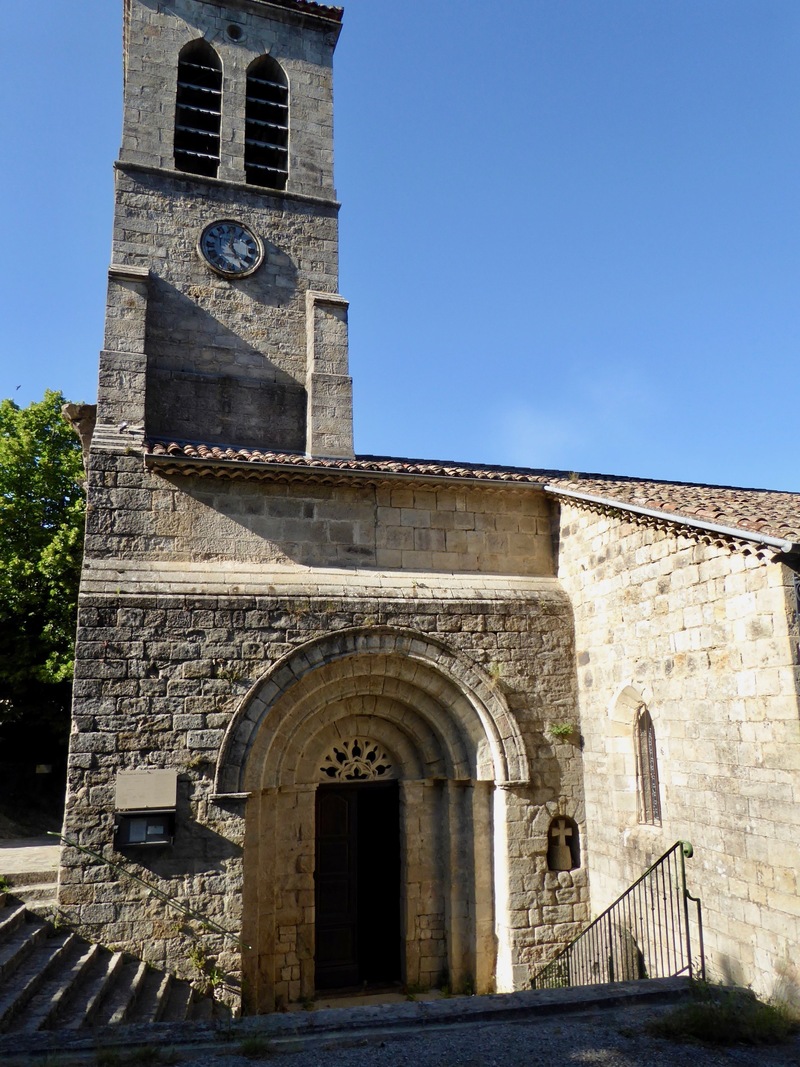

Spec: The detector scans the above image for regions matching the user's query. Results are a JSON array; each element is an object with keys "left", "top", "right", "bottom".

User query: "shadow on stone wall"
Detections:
[{"left": 145, "top": 271, "right": 305, "bottom": 451}]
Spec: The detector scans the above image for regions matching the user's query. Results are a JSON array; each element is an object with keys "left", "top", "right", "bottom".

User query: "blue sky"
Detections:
[{"left": 1, "top": 0, "right": 798, "bottom": 490}]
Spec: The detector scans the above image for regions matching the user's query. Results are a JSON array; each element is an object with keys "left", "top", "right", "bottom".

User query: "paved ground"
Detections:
[
  {"left": 0, "top": 836, "right": 60, "bottom": 875},
  {"left": 5, "top": 999, "right": 800, "bottom": 1066},
  {"left": 2, "top": 982, "right": 799, "bottom": 1067},
  {"left": 189, "top": 1004, "right": 800, "bottom": 1067}
]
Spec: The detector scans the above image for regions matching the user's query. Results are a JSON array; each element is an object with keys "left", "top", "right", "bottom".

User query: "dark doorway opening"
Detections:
[{"left": 314, "top": 781, "right": 401, "bottom": 991}]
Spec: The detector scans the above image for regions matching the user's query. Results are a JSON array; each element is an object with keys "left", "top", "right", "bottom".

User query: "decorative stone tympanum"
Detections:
[{"left": 319, "top": 739, "right": 393, "bottom": 781}]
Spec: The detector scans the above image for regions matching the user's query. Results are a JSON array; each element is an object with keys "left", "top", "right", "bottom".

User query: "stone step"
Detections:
[
  {"left": 11, "top": 901, "right": 60, "bottom": 929},
  {"left": 93, "top": 958, "right": 149, "bottom": 1027},
  {"left": 160, "top": 977, "right": 196, "bottom": 1023},
  {"left": 2, "top": 893, "right": 59, "bottom": 928},
  {"left": 4, "top": 871, "right": 58, "bottom": 890},
  {"left": 131, "top": 968, "right": 173, "bottom": 1023},
  {"left": 0, "top": 931, "right": 76, "bottom": 1031},
  {"left": 0, "top": 903, "right": 30, "bottom": 944},
  {"left": 0, "top": 902, "right": 223, "bottom": 1033},
  {"left": 63, "top": 949, "right": 125, "bottom": 1030},
  {"left": 5, "top": 940, "right": 94, "bottom": 1033},
  {"left": 9, "top": 881, "right": 57, "bottom": 900},
  {"left": 0, "top": 914, "right": 49, "bottom": 984},
  {"left": 191, "top": 993, "right": 215, "bottom": 1021}
]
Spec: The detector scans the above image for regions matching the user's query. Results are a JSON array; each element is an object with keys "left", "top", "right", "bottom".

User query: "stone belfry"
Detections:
[{"left": 101, "top": 0, "right": 352, "bottom": 457}]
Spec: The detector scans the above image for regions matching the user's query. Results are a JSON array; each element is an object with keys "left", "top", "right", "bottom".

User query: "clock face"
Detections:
[{"left": 198, "top": 220, "right": 263, "bottom": 277}]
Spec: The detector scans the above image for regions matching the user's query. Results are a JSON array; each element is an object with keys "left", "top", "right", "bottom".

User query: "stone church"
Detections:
[{"left": 60, "top": 0, "right": 800, "bottom": 1014}]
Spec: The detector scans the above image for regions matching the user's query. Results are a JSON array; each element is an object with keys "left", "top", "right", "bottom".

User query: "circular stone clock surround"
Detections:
[{"left": 198, "top": 219, "right": 264, "bottom": 278}]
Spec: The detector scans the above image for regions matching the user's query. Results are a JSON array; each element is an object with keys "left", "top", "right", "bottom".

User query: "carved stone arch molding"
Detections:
[
  {"left": 608, "top": 681, "right": 654, "bottom": 733},
  {"left": 214, "top": 626, "right": 530, "bottom": 795},
  {"left": 225, "top": 627, "right": 529, "bottom": 1013}
]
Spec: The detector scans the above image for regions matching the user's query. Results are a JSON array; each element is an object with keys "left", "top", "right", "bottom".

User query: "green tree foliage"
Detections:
[{"left": 0, "top": 391, "right": 85, "bottom": 736}]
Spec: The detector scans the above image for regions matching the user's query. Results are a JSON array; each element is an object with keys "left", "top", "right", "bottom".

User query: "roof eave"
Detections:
[
  {"left": 144, "top": 450, "right": 548, "bottom": 492},
  {"left": 546, "top": 484, "right": 800, "bottom": 556}
]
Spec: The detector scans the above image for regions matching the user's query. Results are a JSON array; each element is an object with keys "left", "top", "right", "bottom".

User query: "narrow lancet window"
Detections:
[
  {"left": 636, "top": 705, "right": 662, "bottom": 825},
  {"left": 245, "top": 55, "right": 289, "bottom": 189},
  {"left": 174, "top": 40, "right": 222, "bottom": 177}
]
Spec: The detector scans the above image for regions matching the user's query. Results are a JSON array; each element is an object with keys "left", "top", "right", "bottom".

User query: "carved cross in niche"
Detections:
[
  {"left": 552, "top": 819, "right": 572, "bottom": 849},
  {"left": 548, "top": 817, "right": 576, "bottom": 871}
]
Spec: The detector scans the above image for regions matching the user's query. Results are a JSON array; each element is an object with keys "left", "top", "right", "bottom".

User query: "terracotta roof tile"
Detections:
[
  {"left": 144, "top": 439, "right": 800, "bottom": 548},
  {"left": 145, "top": 439, "right": 559, "bottom": 484},
  {"left": 547, "top": 473, "right": 800, "bottom": 544}
]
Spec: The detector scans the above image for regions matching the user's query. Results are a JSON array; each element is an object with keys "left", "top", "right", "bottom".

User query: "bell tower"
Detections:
[{"left": 98, "top": 0, "right": 352, "bottom": 458}]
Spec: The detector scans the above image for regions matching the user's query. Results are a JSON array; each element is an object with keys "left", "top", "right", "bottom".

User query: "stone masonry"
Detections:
[
  {"left": 555, "top": 500, "right": 800, "bottom": 1000},
  {"left": 60, "top": 0, "right": 800, "bottom": 1018},
  {"left": 64, "top": 446, "right": 589, "bottom": 1008}
]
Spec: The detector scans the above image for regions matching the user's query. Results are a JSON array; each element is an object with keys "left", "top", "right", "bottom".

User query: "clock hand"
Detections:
[{"left": 221, "top": 240, "right": 242, "bottom": 266}]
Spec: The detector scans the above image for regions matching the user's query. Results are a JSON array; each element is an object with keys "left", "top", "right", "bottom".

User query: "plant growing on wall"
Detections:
[{"left": 548, "top": 722, "right": 576, "bottom": 741}]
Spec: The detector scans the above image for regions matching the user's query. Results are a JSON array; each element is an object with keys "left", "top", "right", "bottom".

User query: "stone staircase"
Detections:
[
  {"left": 2, "top": 869, "right": 59, "bottom": 917},
  {"left": 0, "top": 899, "right": 224, "bottom": 1033}
]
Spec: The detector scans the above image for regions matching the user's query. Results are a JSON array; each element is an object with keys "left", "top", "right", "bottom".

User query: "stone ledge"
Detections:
[{"left": 79, "top": 561, "right": 566, "bottom": 599}]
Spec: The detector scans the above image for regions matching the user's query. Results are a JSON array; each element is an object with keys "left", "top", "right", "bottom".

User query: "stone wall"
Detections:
[
  {"left": 83, "top": 453, "right": 556, "bottom": 576},
  {"left": 62, "top": 463, "right": 590, "bottom": 1005},
  {"left": 108, "top": 167, "right": 340, "bottom": 451},
  {"left": 122, "top": 0, "right": 338, "bottom": 197},
  {"left": 106, "top": 0, "right": 351, "bottom": 455},
  {"left": 555, "top": 500, "right": 800, "bottom": 999}
]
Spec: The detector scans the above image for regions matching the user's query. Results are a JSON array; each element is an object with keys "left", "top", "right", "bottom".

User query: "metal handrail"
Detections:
[
  {"left": 47, "top": 831, "right": 247, "bottom": 948},
  {"left": 532, "top": 840, "right": 705, "bottom": 989}
]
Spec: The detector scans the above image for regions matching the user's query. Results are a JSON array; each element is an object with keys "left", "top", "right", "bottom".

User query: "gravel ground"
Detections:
[
  {"left": 69, "top": 1002, "right": 800, "bottom": 1067},
  {"left": 7, "top": 995, "right": 800, "bottom": 1066}
]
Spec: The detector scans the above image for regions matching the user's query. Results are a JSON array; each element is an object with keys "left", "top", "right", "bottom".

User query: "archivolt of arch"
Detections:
[{"left": 213, "top": 627, "right": 530, "bottom": 794}]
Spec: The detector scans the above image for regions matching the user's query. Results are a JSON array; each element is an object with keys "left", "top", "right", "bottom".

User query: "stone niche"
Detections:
[{"left": 547, "top": 816, "right": 580, "bottom": 872}]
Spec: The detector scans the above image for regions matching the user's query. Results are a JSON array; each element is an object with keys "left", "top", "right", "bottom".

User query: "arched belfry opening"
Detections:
[
  {"left": 245, "top": 54, "right": 289, "bottom": 189},
  {"left": 215, "top": 628, "right": 528, "bottom": 1013},
  {"left": 174, "top": 39, "right": 222, "bottom": 177}
]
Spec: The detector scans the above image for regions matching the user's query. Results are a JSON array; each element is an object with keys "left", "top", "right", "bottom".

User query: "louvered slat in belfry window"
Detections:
[
  {"left": 248, "top": 75, "right": 286, "bottom": 89},
  {"left": 177, "top": 81, "right": 222, "bottom": 95},
  {"left": 174, "top": 40, "right": 222, "bottom": 178},
  {"left": 245, "top": 55, "right": 289, "bottom": 190}
]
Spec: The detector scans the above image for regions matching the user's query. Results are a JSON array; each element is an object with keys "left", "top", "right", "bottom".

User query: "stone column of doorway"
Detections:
[
  {"left": 243, "top": 785, "right": 316, "bottom": 1011},
  {"left": 400, "top": 778, "right": 423, "bottom": 989},
  {"left": 401, "top": 779, "right": 452, "bottom": 989},
  {"left": 443, "top": 779, "right": 475, "bottom": 993},
  {"left": 472, "top": 780, "right": 497, "bottom": 993},
  {"left": 241, "top": 788, "right": 276, "bottom": 1014}
]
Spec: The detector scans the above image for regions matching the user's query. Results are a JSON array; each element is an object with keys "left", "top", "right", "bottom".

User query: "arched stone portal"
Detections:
[{"left": 214, "top": 628, "right": 528, "bottom": 1012}]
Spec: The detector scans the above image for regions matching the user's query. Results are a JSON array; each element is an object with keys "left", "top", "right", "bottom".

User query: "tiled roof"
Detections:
[
  {"left": 545, "top": 474, "right": 800, "bottom": 546},
  {"left": 145, "top": 439, "right": 560, "bottom": 484},
  {"left": 144, "top": 439, "right": 800, "bottom": 549},
  {"left": 255, "top": 0, "right": 343, "bottom": 21}
]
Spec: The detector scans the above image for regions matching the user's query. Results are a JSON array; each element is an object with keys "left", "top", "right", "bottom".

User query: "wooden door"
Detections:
[{"left": 315, "top": 782, "right": 400, "bottom": 990}]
